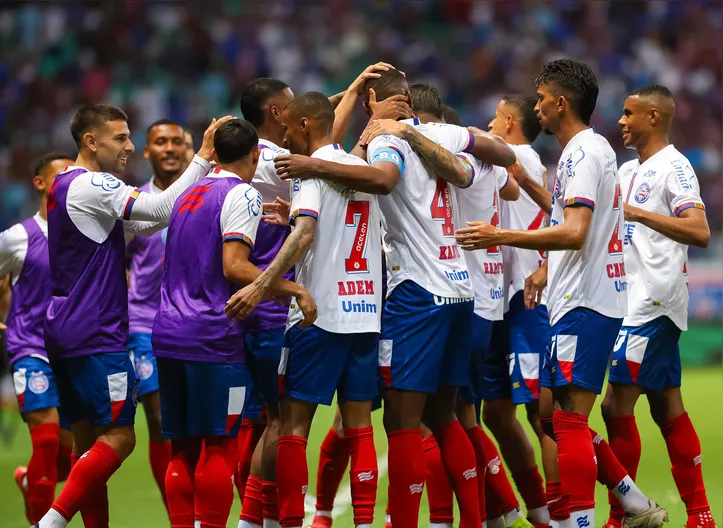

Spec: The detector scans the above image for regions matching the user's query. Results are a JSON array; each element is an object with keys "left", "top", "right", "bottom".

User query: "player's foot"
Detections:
[
  {"left": 621, "top": 500, "right": 669, "bottom": 528},
  {"left": 685, "top": 511, "right": 717, "bottom": 528},
  {"left": 13, "top": 465, "right": 31, "bottom": 523},
  {"left": 306, "top": 514, "right": 333, "bottom": 528},
  {"left": 507, "top": 517, "right": 535, "bottom": 528}
]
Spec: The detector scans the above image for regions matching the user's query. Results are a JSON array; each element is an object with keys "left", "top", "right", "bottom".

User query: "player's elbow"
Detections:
[
  {"left": 692, "top": 228, "right": 710, "bottom": 248},
  {"left": 498, "top": 143, "right": 517, "bottom": 168},
  {"left": 500, "top": 184, "right": 520, "bottom": 202},
  {"left": 567, "top": 231, "right": 586, "bottom": 250},
  {"left": 374, "top": 178, "right": 395, "bottom": 195}
]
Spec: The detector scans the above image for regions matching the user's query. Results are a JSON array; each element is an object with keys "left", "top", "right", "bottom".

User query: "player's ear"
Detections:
[
  {"left": 649, "top": 107, "right": 660, "bottom": 126},
  {"left": 210, "top": 147, "right": 218, "bottom": 163},
  {"left": 143, "top": 145, "right": 150, "bottom": 161},
  {"left": 300, "top": 117, "right": 308, "bottom": 132},
  {"left": 252, "top": 146, "right": 260, "bottom": 165},
  {"left": 83, "top": 132, "right": 97, "bottom": 152},
  {"left": 506, "top": 114, "right": 513, "bottom": 132},
  {"left": 32, "top": 174, "right": 44, "bottom": 192},
  {"left": 270, "top": 105, "right": 281, "bottom": 123}
]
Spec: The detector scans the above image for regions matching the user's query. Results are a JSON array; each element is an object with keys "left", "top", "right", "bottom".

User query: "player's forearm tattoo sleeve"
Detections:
[
  {"left": 255, "top": 217, "right": 315, "bottom": 291},
  {"left": 404, "top": 127, "right": 472, "bottom": 187}
]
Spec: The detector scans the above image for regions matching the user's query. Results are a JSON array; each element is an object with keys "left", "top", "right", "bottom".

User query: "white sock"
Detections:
[
  {"left": 488, "top": 516, "right": 506, "bottom": 528},
  {"left": 195, "top": 521, "right": 201, "bottom": 528},
  {"left": 38, "top": 508, "right": 68, "bottom": 528},
  {"left": 263, "top": 521, "right": 282, "bottom": 528},
  {"left": 570, "top": 508, "right": 594, "bottom": 528},
  {"left": 239, "top": 521, "right": 262, "bottom": 528},
  {"left": 504, "top": 507, "right": 523, "bottom": 525},
  {"left": 528, "top": 505, "right": 550, "bottom": 525},
  {"left": 316, "top": 510, "right": 332, "bottom": 518},
  {"left": 483, "top": 522, "right": 488, "bottom": 528},
  {"left": 356, "top": 525, "right": 372, "bottom": 528},
  {"left": 385, "top": 514, "right": 392, "bottom": 523},
  {"left": 612, "top": 475, "right": 651, "bottom": 515},
  {"left": 430, "top": 524, "right": 453, "bottom": 528}
]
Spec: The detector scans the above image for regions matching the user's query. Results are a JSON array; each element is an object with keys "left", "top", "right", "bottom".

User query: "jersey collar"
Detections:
[
  {"left": 208, "top": 166, "right": 243, "bottom": 180},
  {"left": 310, "top": 143, "right": 344, "bottom": 158}
]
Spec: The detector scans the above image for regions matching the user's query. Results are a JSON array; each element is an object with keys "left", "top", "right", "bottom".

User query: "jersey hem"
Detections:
[{"left": 548, "top": 300, "right": 625, "bottom": 327}]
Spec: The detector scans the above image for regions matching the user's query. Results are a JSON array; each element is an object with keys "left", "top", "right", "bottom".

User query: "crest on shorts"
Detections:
[
  {"left": 136, "top": 357, "right": 154, "bottom": 381},
  {"left": 634, "top": 182, "right": 651, "bottom": 203},
  {"left": 28, "top": 371, "right": 50, "bottom": 395}
]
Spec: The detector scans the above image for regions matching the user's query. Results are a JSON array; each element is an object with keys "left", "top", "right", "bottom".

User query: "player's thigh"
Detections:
[
  {"left": 12, "top": 356, "right": 61, "bottom": 423},
  {"left": 338, "top": 331, "right": 379, "bottom": 406},
  {"left": 439, "top": 298, "right": 476, "bottom": 389},
  {"left": 157, "top": 357, "right": 189, "bottom": 440},
  {"left": 458, "top": 314, "right": 495, "bottom": 408},
  {"left": 128, "top": 332, "right": 159, "bottom": 400},
  {"left": 279, "top": 324, "right": 349, "bottom": 407},
  {"left": 245, "top": 328, "right": 285, "bottom": 404},
  {"left": 378, "top": 280, "right": 452, "bottom": 393},
  {"left": 187, "top": 361, "right": 251, "bottom": 438},
  {"left": 549, "top": 308, "right": 623, "bottom": 395}
]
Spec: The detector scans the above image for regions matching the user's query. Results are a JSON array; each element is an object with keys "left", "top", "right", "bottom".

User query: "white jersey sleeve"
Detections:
[
  {"left": 0, "top": 223, "right": 28, "bottom": 282},
  {"left": 561, "top": 148, "right": 600, "bottom": 210},
  {"left": 665, "top": 160, "right": 705, "bottom": 216},
  {"left": 254, "top": 140, "right": 291, "bottom": 203},
  {"left": 412, "top": 121, "right": 475, "bottom": 154},
  {"left": 220, "top": 183, "right": 263, "bottom": 248},
  {"left": 495, "top": 166, "right": 510, "bottom": 190}
]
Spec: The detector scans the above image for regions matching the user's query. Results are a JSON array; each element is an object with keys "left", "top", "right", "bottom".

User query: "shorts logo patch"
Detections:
[
  {"left": 28, "top": 372, "right": 50, "bottom": 395},
  {"left": 634, "top": 182, "right": 651, "bottom": 203},
  {"left": 136, "top": 357, "right": 154, "bottom": 381}
]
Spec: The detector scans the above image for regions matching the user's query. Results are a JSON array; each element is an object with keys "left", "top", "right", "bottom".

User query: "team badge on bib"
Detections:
[
  {"left": 28, "top": 372, "right": 50, "bottom": 395},
  {"left": 634, "top": 182, "right": 651, "bottom": 203}
]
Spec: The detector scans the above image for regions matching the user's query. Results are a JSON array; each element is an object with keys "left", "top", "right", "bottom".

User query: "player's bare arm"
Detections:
[
  {"left": 275, "top": 153, "right": 398, "bottom": 195},
  {"left": 360, "top": 119, "right": 473, "bottom": 187},
  {"left": 465, "top": 125, "right": 516, "bottom": 168},
  {"left": 225, "top": 215, "right": 317, "bottom": 326},
  {"left": 499, "top": 171, "right": 520, "bottom": 201},
  {"left": 507, "top": 159, "right": 552, "bottom": 213},
  {"left": 456, "top": 204, "right": 592, "bottom": 251},
  {"left": 624, "top": 204, "right": 709, "bottom": 248},
  {"left": 523, "top": 260, "right": 548, "bottom": 310}
]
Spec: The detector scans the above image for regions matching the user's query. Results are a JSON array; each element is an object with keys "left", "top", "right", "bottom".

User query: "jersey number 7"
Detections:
[{"left": 345, "top": 201, "right": 370, "bottom": 274}]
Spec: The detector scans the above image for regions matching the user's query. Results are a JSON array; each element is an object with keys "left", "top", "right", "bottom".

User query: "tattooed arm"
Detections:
[{"left": 402, "top": 124, "right": 473, "bottom": 187}]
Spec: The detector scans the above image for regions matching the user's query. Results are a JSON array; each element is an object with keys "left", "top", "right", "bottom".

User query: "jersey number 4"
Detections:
[
  {"left": 345, "top": 201, "right": 370, "bottom": 274},
  {"left": 430, "top": 178, "right": 455, "bottom": 237},
  {"left": 608, "top": 183, "right": 623, "bottom": 255}
]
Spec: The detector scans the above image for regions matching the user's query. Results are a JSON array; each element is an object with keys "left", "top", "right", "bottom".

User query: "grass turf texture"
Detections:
[{"left": 0, "top": 368, "right": 720, "bottom": 527}]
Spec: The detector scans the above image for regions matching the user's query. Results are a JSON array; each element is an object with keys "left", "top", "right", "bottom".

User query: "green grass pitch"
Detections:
[{"left": 1, "top": 369, "right": 720, "bottom": 527}]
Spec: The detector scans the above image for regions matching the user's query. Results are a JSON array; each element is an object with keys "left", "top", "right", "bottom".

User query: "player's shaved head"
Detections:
[
  {"left": 285, "top": 92, "right": 335, "bottom": 134},
  {"left": 409, "top": 83, "right": 443, "bottom": 120},
  {"left": 629, "top": 84, "right": 676, "bottom": 127},
  {"left": 619, "top": 84, "right": 676, "bottom": 154},
  {"left": 364, "top": 68, "right": 408, "bottom": 103},
  {"left": 441, "top": 105, "right": 463, "bottom": 126},
  {"left": 502, "top": 94, "right": 542, "bottom": 143}
]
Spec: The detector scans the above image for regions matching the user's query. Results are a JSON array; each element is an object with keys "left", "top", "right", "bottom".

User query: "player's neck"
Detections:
[
  {"left": 152, "top": 172, "right": 180, "bottom": 191},
  {"left": 74, "top": 152, "right": 102, "bottom": 173},
  {"left": 555, "top": 121, "right": 590, "bottom": 149},
  {"left": 637, "top": 135, "right": 669, "bottom": 164},
  {"left": 256, "top": 124, "right": 283, "bottom": 147},
  {"left": 216, "top": 163, "right": 254, "bottom": 184},
  {"left": 38, "top": 195, "right": 48, "bottom": 221},
  {"left": 505, "top": 128, "right": 529, "bottom": 146},
  {"left": 307, "top": 135, "right": 333, "bottom": 156}
]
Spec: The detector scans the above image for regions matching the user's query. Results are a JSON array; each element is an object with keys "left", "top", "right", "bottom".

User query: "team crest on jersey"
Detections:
[
  {"left": 634, "top": 182, "right": 651, "bottom": 203},
  {"left": 28, "top": 371, "right": 50, "bottom": 395},
  {"left": 136, "top": 357, "right": 154, "bottom": 381}
]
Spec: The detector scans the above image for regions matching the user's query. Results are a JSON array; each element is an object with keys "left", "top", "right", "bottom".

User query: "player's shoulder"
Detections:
[
  {"left": 259, "top": 139, "right": 288, "bottom": 157},
  {"left": 661, "top": 145, "right": 694, "bottom": 172},
  {"left": 0, "top": 221, "right": 28, "bottom": 245},
  {"left": 225, "top": 180, "right": 262, "bottom": 215},
  {"left": 512, "top": 144, "right": 542, "bottom": 166},
  {"left": 71, "top": 169, "right": 127, "bottom": 193}
]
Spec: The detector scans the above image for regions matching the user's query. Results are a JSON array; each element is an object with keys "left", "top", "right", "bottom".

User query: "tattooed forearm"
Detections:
[
  {"left": 255, "top": 216, "right": 315, "bottom": 292},
  {"left": 404, "top": 126, "right": 472, "bottom": 187}
]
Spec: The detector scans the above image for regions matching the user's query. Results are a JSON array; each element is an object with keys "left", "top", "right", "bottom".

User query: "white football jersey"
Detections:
[
  {"left": 619, "top": 145, "right": 704, "bottom": 331},
  {"left": 367, "top": 118, "right": 476, "bottom": 299},
  {"left": 211, "top": 168, "right": 263, "bottom": 247},
  {"left": 0, "top": 214, "right": 47, "bottom": 285},
  {"left": 287, "top": 144, "right": 382, "bottom": 334},
  {"left": 500, "top": 144, "right": 548, "bottom": 310},
  {"left": 453, "top": 153, "right": 508, "bottom": 321},
  {"left": 254, "top": 139, "right": 291, "bottom": 204},
  {"left": 547, "top": 128, "right": 627, "bottom": 326}
]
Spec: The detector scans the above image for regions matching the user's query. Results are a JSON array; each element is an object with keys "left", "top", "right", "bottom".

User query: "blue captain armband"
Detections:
[{"left": 371, "top": 147, "right": 406, "bottom": 177}]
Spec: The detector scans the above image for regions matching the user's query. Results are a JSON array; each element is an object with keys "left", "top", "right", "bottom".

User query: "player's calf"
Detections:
[
  {"left": 196, "top": 435, "right": 239, "bottom": 528},
  {"left": 311, "top": 409, "right": 350, "bottom": 525},
  {"left": 340, "top": 400, "right": 377, "bottom": 528}
]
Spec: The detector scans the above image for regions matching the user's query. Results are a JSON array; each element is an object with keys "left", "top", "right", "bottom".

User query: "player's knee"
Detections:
[
  {"left": 100, "top": 426, "right": 137, "bottom": 461},
  {"left": 600, "top": 395, "right": 614, "bottom": 422},
  {"left": 525, "top": 404, "right": 543, "bottom": 437},
  {"left": 481, "top": 402, "right": 504, "bottom": 432}
]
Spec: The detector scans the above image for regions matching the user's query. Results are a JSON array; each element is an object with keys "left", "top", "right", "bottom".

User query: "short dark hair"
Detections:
[
  {"left": 70, "top": 104, "right": 129, "bottom": 147},
  {"left": 629, "top": 84, "right": 673, "bottom": 99},
  {"left": 535, "top": 59, "right": 599, "bottom": 125},
  {"left": 240, "top": 78, "right": 290, "bottom": 128},
  {"left": 214, "top": 120, "right": 259, "bottom": 164},
  {"left": 503, "top": 94, "right": 542, "bottom": 143},
  {"left": 441, "top": 105, "right": 463, "bottom": 126},
  {"left": 146, "top": 118, "right": 182, "bottom": 140},
  {"left": 286, "top": 92, "right": 335, "bottom": 133},
  {"left": 33, "top": 152, "right": 74, "bottom": 177},
  {"left": 364, "top": 68, "right": 408, "bottom": 102},
  {"left": 409, "top": 83, "right": 443, "bottom": 119}
]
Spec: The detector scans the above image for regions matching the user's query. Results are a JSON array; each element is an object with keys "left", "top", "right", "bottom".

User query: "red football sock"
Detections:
[
  {"left": 277, "top": 435, "right": 308, "bottom": 527},
  {"left": 262, "top": 480, "right": 279, "bottom": 522},
  {"left": 27, "top": 423, "right": 60, "bottom": 523},
  {"left": 511, "top": 465, "right": 547, "bottom": 511},
  {"left": 196, "top": 437, "right": 238, "bottom": 528},
  {"left": 166, "top": 440, "right": 201, "bottom": 528},
  {"left": 478, "top": 426, "right": 519, "bottom": 514},
  {"left": 463, "top": 426, "right": 488, "bottom": 521},
  {"left": 590, "top": 428, "right": 628, "bottom": 489},
  {"left": 236, "top": 421, "right": 265, "bottom": 502},
  {"left": 553, "top": 410, "right": 596, "bottom": 513},
  {"left": 423, "top": 434, "right": 455, "bottom": 524},
  {"left": 345, "top": 427, "right": 378, "bottom": 525},
  {"left": 52, "top": 441, "right": 121, "bottom": 523},
  {"left": 240, "top": 475, "right": 264, "bottom": 524},
  {"left": 387, "top": 429, "right": 425, "bottom": 528},
  {"left": 661, "top": 413, "right": 710, "bottom": 516},
  {"left": 436, "top": 421, "right": 481, "bottom": 527},
  {"left": 149, "top": 440, "right": 172, "bottom": 512},
  {"left": 546, "top": 480, "right": 570, "bottom": 521},
  {"left": 315, "top": 428, "right": 350, "bottom": 513},
  {"left": 80, "top": 485, "right": 109, "bottom": 528},
  {"left": 56, "top": 444, "right": 72, "bottom": 483},
  {"left": 605, "top": 415, "right": 641, "bottom": 526}
]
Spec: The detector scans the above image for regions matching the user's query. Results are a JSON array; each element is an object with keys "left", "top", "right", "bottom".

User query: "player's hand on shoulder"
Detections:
[
  {"left": 263, "top": 197, "right": 291, "bottom": 226},
  {"left": 622, "top": 202, "right": 643, "bottom": 222},
  {"left": 507, "top": 159, "right": 530, "bottom": 183},
  {"left": 524, "top": 262, "right": 548, "bottom": 310},
  {"left": 275, "top": 154, "right": 318, "bottom": 181},
  {"left": 225, "top": 282, "right": 264, "bottom": 321},
  {"left": 296, "top": 288, "right": 318, "bottom": 329},
  {"left": 367, "top": 88, "right": 412, "bottom": 122},
  {"left": 198, "top": 116, "right": 238, "bottom": 162},
  {"left": 360, "top": 118, "right": 409, "bottom": 146},
  {"left": 455, "top": 221, "right": 501, "bottom": 251},
  {"left": 349, "top": 62, "right": 395, "bottom": 96}
]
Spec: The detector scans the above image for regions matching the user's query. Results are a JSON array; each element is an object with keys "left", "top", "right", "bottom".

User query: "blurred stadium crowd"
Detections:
[{"left": 0, "top": 1, "right": 720, "bottom": 248}]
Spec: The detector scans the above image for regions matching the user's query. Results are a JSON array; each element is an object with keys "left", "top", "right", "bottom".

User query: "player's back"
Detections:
[
  {"left": 153, "top": 170, "right": 260, "bottom": 362},
  {"left": 367, "top": 119, "right": 475, "bottom": 300},
  {"left": 45, "top": 167, "right": 129, "bottom": 357},
  {"left": 288, "top": 144, "right": 382, "bottom": 334},
  {"left": 547, "top": 128, "right": 626, "bottom": 325}
]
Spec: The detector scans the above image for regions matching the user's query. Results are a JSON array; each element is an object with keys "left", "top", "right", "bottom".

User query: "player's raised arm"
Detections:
[{"left": 507, "top": 159, "right": 552, "bottom": 213}]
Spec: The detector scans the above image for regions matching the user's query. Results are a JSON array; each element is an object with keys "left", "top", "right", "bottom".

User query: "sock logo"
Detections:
[
  {"left": 357, "top": 471, "right": 376, "bottom": 482},
  {"left": 693, "top": 454, "right": 702, "bottom": 466},
  {"left": 409, "top": 482, "right": 424, "bottom": 495},
  {"left": 576, "top": 515, "right": 590, "bottom": 528},
  {"left": 617, "top": 481, "right": 631, "bottom": 496},
  {"left": 463, "top": 468, "right": 477, "bottom": 480},
  {"left": 487, "top": 456, "right": 501, "bottom": 475},
  {"left": 301, "top": 485, "right": 308, "bottom": 495},
  {"left": 592, "top": 434, "right": 603, "bottom": 444}
]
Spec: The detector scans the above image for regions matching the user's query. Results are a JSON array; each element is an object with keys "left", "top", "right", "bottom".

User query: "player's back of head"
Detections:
[
  {"left": 214, "top": 120, "right": 259, "bottom": 164},
  {"left": 240, "top": 78, "right": 291, "bottom": 128},
  {"left": 70, "top": 104, "right": 129, "bottom": 147},
  {"left": 33, "top": 152, "right": 74, "bottom": 178},
  {"left": 286, "top": 91, "right": 335, "bottom": 133},
  {"left": 535, "top": 59, "right": 598, "bottom": 125},
  {"left": 441, "top": 105, "right": 463, "bottom": 126},
  {"left": 409, "top": 83, "right": 443, "bottom": 120},
  {"left": 364, "top": 68, "right": 408, "bottom": 102},
  {"left": 503, "top": 94, "right": 542, "bottom": 143}
]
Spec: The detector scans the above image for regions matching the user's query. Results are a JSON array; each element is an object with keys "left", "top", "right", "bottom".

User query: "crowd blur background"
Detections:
[{"left": 0, "top": 1, "right": 720, "bottom": 361}]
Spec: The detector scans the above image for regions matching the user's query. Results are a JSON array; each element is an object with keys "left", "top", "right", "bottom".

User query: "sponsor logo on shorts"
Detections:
[
  {"left": 28, "top": 372, "right": 50, "bottom": 395},
  {"left": 409, "top": 482, "right": 424, "bottom": 495},
  {"left": 357, "top": 471, "right": 376, "bottom": 482},
  {"left": 433, "top": 295, "right": 474, "bottom": 306},
  {"left": 463, "top": 468, "right": 477, "bottom": 480}
]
